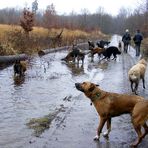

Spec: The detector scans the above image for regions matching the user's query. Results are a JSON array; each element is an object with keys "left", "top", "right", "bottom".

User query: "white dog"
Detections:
[{"left": 128, "top": 58, "right": 147, "bottom": 94}]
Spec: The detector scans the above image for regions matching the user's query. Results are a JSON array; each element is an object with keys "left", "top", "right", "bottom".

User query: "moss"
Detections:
[
  {"left": 27, "top": 112, "right": 58, "bottom": 137},
  {"left": 26, "top": 107, "right": 66, "bottom": 137}
]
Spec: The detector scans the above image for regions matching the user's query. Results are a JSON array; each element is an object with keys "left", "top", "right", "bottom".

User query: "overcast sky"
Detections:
[{"left": 0, "top": 0, "right": 140, "bottom": 15}]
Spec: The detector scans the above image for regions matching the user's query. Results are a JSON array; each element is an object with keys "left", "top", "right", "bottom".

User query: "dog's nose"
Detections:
[
  {"left": 75, "top": 83, "right": 79, "bottom": 87},
  {"left": 75, "top": 83, "right": 81, "bottom": 88}
]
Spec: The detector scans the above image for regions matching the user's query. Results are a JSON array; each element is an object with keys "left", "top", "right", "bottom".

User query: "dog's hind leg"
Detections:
[
  {"left": 142, "top": 78, "right": 145, "bottom": 89},
  {"left": 103, "top": 118, "right": 111, "bottom": 138},
  {"left": 130, "top": 81, "right": 134, "bottom": 92},
  {"left": 94, "top": 118, "right": 107, "bottom": 140},
  {"left": 134, "top": 82, "right": 139, "bottom": 95},
  {"left": 112, "top": 53, "right": 117, "bottom": 60}
]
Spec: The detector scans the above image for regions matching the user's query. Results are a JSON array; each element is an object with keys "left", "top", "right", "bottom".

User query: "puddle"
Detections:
[{"left": 0, "top": 48, "right": 107, "bottom": 147}]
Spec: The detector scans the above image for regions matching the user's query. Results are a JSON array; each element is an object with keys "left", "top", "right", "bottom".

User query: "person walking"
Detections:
[
  {"left": 133, "top": 29, "right": 143, "bottom": 56},
  {"left": 122, "top": 29, "right": 131, "bottom": 53}
]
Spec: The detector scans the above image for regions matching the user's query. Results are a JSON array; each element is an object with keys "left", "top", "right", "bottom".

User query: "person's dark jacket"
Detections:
[
  {"left": 122, "top": 33, "right": 131, "bottom": 44},
  {"left": 133, "top": 33, "right": 143, "bottom": 45}
]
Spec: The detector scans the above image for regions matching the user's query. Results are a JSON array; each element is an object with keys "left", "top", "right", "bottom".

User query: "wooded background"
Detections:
[{"left": 0, "top": 0, "right": 147, "bottom": 36}]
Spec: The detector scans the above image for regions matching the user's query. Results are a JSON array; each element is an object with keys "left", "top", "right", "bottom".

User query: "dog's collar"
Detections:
[
  {"left": 90, "top": 92, "right": 107, "bottom": 105},
  {"left": 90, "top": 92, "right": 101, "bottom": 102}
]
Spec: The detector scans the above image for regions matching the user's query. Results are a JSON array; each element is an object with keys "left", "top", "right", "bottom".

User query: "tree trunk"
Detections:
[{"left": 0, "top": 54, "right": 28, "bottom": 64}]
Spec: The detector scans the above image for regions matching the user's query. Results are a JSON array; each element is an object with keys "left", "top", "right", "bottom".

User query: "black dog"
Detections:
[
  {"left": 97, "top": 40, "right": 110, "bottom": 48},
  {"left": 101, "top": 46, "right": 121, "bottom": 60},
  {"left": 13, "top": 60, "right": 27, "bottom": 77}
]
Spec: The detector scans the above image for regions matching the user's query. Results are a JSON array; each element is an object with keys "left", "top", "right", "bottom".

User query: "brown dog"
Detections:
[
  {"left": 13, "top": 60, "right": 27, "bottom": 77},
  {"left": 61, "top": 50, "right": 85, "bottom": 65},
  {"left": 75, "top": 81, "right": 148, "bottom": 147},
  {"left": 91, "top": 47, "right": 105, "bottom": 56}
]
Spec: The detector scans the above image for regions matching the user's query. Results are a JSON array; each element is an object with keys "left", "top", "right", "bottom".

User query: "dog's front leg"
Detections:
[
  {"left": 130, "top": 81, "right": 134, "bottom": 92},
  {"left": 94, "top": 117, "right": 106, "bottom": 140},
  {"left": 103, "top": 118, "right": 111, "bottom": 137}
]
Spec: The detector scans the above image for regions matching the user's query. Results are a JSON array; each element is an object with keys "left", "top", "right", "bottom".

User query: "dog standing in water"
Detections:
[
  {"left": 75, "top": 81, "right": 148, "bottom": 147},
  {"left": 13, "top": 60, "right": 27, "bottom": 77},
  {"left": 61, "top": 45, "right": 85, "bottom": 65}
]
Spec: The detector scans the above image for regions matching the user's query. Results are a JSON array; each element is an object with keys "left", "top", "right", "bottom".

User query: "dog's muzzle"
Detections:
[
  {"left": 61, "top": 58, "right": 66, "bottom": 61},
  {"left": 75, "top": 83, "right": 84, "bottom": 92}
]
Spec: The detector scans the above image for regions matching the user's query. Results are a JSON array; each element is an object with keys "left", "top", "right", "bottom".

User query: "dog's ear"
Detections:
[{"left": 88, "top": 83, "right": 96, "bottom": 92}]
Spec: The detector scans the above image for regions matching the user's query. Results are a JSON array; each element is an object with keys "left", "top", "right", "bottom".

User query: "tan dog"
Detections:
[
  {"left": 13, "top": 60, "right": 27, "bottom": 77},
  {"left": 75, "top": 81, "right": 147, "bottom": 147},
  {"left": 132, "top": 100, "right": 148, "bottom": 146},
  {"left": 128, "top": 58, "right": 147, "bottom": 94}
]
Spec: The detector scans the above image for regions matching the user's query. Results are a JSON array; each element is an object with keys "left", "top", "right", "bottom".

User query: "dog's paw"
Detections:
[
  {"left": 130, "top": 143, "right": 138, "bottom": 148},
  {"left": 93, "top": 135, "right": 100, "bottom": 141},
  {"left": 103, "top": 131, "right": 109, "bottom": 137}
]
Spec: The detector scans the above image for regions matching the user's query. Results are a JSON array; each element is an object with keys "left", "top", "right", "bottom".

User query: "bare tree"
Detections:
[
  {"left": 43, "top": 3, "right": 57, "bottom": 29},
  {"left": 20, "top": 8, "right": 34, "bottom": 35},
  {"left": 133, "top": 0, "right": 148, "bottom": 36},
  {"left": 79, "top": 8, "right": 90, "bottom": 31},
  {"left": 32, "top": 0, "right": 38, "bottom": 14},
  {"left": 142, "top": 0, "right": 148, "bottom": 36}
]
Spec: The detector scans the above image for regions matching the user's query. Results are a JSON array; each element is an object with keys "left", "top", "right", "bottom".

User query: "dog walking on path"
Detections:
[{"left": 128, "top": 58, "right": 147, "bottom": 95}]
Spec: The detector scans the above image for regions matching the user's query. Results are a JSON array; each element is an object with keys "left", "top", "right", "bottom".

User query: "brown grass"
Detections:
[
  {"left": 141, "top": 38, "right": 148, "bottom": 59},
  {"left": 0, "top": 24, "right": 107, "bottom": 55}
]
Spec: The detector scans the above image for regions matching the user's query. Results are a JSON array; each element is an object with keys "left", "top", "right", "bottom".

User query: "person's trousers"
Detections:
[{"left": 135, "top": 44, "right": 141, "bottom": 56}]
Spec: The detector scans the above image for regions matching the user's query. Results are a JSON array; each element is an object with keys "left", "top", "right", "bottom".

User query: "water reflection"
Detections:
[
  {"left": 0, "top": 51, "right": 106, "bottom": 148},
  {"left": 87, "top": 60, "right": 108, "bottom": 72},
  {"left": 13, "top": 75, "right": 25, "bottom": 86},
  {"left": 98, "top": 61, "right": 109, "bottom": 70},
  {"left": 65, "top": 62, "right": 84, "bottom": 76}
]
